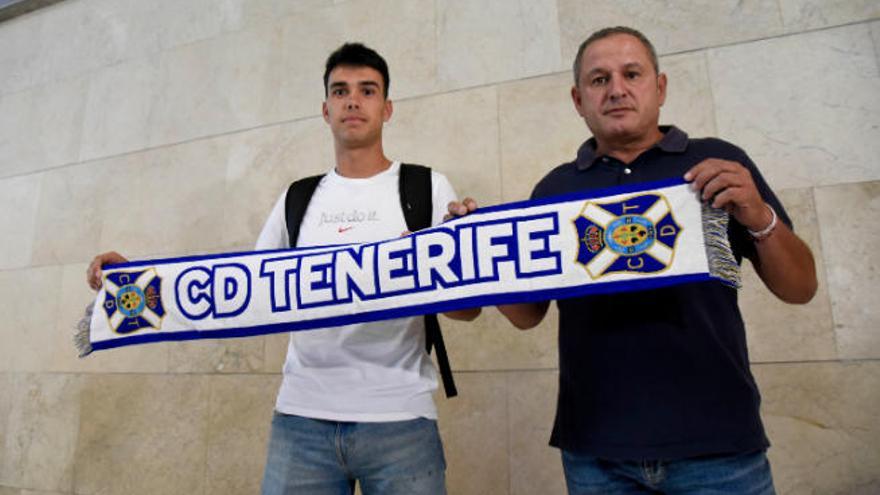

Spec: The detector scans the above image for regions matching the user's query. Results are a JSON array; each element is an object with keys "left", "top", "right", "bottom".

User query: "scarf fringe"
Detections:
[
  {"left": 76, "top": 184, "right": 744, "bottom": 355},
  {"left": 74, "top": 301, "right": 94, "bottom": 357},
  {"left": 702, "top": 203, "right": 742, "bottom": 289}
]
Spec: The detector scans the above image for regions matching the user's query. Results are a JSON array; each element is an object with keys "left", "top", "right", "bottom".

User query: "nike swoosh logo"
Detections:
[{"left": 338, "top": 226, "right": 353, "bottom": 233}]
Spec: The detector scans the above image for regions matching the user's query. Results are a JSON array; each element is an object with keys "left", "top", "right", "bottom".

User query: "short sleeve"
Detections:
[
  {"left": 430, "top": 171, "right": 458, "bottom": 227},
  {"left": 255, "top": 190, "right": 290, "bottom": 250}
]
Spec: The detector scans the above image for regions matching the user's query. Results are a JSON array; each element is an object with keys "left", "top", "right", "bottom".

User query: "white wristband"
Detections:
[{"left": 747, "top": 204, "right": 777, "bottom": 241}]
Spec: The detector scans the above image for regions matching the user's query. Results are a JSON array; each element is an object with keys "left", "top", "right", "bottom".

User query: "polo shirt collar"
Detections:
[{"left": 575, "top": 125, "right": 689, "bottom": 170}]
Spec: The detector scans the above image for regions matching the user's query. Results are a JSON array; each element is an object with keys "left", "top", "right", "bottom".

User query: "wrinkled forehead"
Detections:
[{"left": 580, "top": 34, "right": 653, "bottom": 73}]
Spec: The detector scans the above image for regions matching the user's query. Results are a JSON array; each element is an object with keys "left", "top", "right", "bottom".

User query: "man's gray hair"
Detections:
[{"left": 572, "top": 26, "right": 659, "bottom": 85}]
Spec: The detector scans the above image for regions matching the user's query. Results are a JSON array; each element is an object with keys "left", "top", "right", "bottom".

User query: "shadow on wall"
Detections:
[{"left": 0, "top": 0, "right": 66, "bottom": 23}]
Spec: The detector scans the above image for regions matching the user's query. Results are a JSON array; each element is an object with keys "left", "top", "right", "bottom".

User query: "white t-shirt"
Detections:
[{"left": 256, "top": 162, "right": 458, "bottom": 421}]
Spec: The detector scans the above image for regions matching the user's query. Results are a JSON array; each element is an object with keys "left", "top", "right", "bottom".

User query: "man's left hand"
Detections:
[
  {"left": 684, "top": 158, "right": 771, "bottom": 231},
  {"left": 445, "top": 198, "right": 478, "bottom": 221},
  {"left": 685, "top": 159, "right": 817, "bottom": 304}
]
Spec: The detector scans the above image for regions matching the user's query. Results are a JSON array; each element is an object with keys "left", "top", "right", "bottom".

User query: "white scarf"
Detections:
[{"left": 77, "top": 178, "right": 739, "bottom": 356}]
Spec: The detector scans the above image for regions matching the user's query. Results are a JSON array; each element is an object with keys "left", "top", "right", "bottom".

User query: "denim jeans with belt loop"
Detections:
[
  {"left": 261, "top": 412, "right": 447, "bottom": 495},
  {"left": 561, "top": 448, "right": 776, "bottom": 495}
]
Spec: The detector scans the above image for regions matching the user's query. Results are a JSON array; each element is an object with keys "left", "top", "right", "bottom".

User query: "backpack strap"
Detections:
[
  {"left": 283, "top": 165, "right": 457, "bottom": 398},
  {"left": 285, "top": 174, "right": 324, "bottom": 247},
  {"left": 398, "top": 163, "right": 432, "bottom": 232},
  {"left": 425, "top": 312, "right": 457, "bottom": 397},
  {"left": 399, "top": 164, "right": 458, "bottom": 398}
]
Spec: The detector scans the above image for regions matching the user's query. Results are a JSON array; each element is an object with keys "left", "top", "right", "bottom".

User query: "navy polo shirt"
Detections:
[{"left": 533, "top": 126, "right": 790, "bottom": 460}]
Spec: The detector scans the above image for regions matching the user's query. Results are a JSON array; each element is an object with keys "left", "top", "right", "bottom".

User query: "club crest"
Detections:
[
  {"left": 102, "top": 268, "right": 165, "bottom": 334},
  {"left": 574, "top": 193, "right": 681, "bottom": 279}
]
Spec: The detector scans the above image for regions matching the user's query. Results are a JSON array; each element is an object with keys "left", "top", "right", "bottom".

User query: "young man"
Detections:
[
  {"left": 451, "top": 27, "right": 816, "bottom": 494},
  {"left": 88, "top": 43, "right": 477, "bottom": 495}
]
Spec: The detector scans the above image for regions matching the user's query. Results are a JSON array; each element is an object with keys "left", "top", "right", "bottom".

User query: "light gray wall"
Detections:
[{"left": 0, "top": 1, "right": 878, "bottom": 494}]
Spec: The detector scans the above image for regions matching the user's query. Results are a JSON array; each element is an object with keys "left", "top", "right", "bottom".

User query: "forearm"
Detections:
[
  {"left": 497, "top": 301, "right": 550, "bottom": 330},
  {"left": 443, "top": 307, "right": 481, "bottom": 321},
  {"left": 751, "top": 223, "right": 818, "bottom": 304}
]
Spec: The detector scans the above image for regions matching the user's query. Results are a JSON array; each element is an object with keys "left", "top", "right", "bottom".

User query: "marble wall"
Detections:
[{"left": 0, "top": 1, "right": 877, "bottom": 493}]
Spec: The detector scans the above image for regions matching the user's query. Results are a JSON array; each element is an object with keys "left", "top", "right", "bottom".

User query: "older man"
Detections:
[{"left": 451, "top": 26, "right": 817, "bottom": 494}]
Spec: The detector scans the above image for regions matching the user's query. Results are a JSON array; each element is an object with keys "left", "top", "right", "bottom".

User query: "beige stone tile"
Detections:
[
  {"left": 0, "top": 12, "right": 43, "bottom": 94},
  {"left": 0, "top": 267, "right": 62, "bottom": 372},
  {"left": 0, "top": 274, "right": 14, "bottom": 373},
  {"left": 436, "top": 0, "right": 562, "bottom": 90},
  {"left": 221, "top": 117, "right": 333, "bottom": 250},
  {"left": 205, "top": 374, "right": 280, "bottom": 494},
  {"left": 0, "top": 91, "right": 29, "bottom": 177},
  {"left": 779, "top": 0, "right": 880, "bottom": 31},
  {"left": 0, "top": 77, "right": 87, "bottom": 178},
  {"left": 48, "top": 263, "right": 170, "bottom": 374},
  {"left": 25, "top": 78, "right": 88, "bottom": 174},
  {"left": 168, "top": 338, "right": 265, "bottom": 373},
  {"left": 508, "top": 371, "right": 565, "bottom": 495},
  {"left": 497, "top": 73, "right": 587, "bottom": 203},
  {"left": 0, "top": 373, "right": 82, "bottom": 492},
  {"left": 35, "top": 1, "right": 128, "bottom": 82},
  {"left": 99, "top": 137, "right": 230, "bottom": 259},
  {"left": 147, "top": 25, "right": 284, "bottom": 148},
  {"left": 277, "top": 0, "right": 437, "bottom": 121},
  {"left": 31, "top": 161, "right": 112, "bottom": 267},
  {"left": 239, "top": 0, "right": 333, "bottom": 26},
  {"left": 35, "top": 77, "right": 88, "bottom": 172},
  {"left": 739, "top": 187, "right": 836, "bottom": 362},
  {"left": 263, "top": 333, "right": 290, "bottom": 373},
  {"left": 6, "top": 0, "right": 243, "bottom": 95},
  {"left": 557, "top": 0, "right": 784, "bottom": 64},
  {"left": 27, "top": 1, "right": 131, "bottom": 94},
  {"left": 659, "top": 51, "right": 717, "bottom": 138},
  {"left": 755, "top": 361, "right": 880, "bottom": 494},
  {"left": 112, "top": 0, "right": 244, "bottom": 58},
  {"left": 74, "top": 374, "right": 212, "bottom": 495},
  {"left": 436, "top": 372, "right": 508, "bottom": 495},
  {"left": 0, "top": 1, "right": 120, "bottom": 96},
  {"left": 79, "top": 56, "right": 160, "bottom": 161},
  {"left": 442, "top": 306, "right": 558, "bottom": 371},
  {"left": 814, "top": 182, "right": 880, "bottom": 359},
  {"left": 0, "top": 175, "right": 40, "bottom": 269},
  {"left": 385, "top": 86, "right": 501, "bottom": 206},
  {"left": 872, "top": 21, "right": 880, "bottom": 67},
  {"left": 709, "top": 24, "right": 880, "bottom": 190},
  {"left": 0, "top": 487, "right": 17, "bottom": 495},
  {"left": 0, "top": 373, "right": 11, "bottom": 483},
  {"left": 20, "top": 490, "right": 69, "bottom": 495}
]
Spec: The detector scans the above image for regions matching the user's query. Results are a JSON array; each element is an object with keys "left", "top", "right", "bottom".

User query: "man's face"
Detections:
[
  {"left": 571, "top": 34, "right": 666, "bottom": 145},
  {"left": 322, "top": 65, "right": 392, "bottom": 148}
]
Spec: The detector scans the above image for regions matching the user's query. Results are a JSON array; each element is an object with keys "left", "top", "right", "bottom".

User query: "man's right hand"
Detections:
[{"left": 87, "top": 251, "right": 129, "bottom": 290}]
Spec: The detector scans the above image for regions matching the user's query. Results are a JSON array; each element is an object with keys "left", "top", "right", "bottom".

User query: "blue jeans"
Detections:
[
  {"left": 561, "top": 449, "right": 776, "bottom": 494},
  {"left": 261, "top": 412, "right": 446, "bottom": 495}
]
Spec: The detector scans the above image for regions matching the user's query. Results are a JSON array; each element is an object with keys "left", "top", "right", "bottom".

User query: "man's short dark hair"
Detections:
[
  {"left": 323, "top": 43, "right": 390, "bottom": 98},
  {"left": 572, "top": 26, "right": 659, "bottom": 85}
]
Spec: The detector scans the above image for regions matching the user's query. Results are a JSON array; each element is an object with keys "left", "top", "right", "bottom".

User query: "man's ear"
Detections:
[
  {"left": 383, "top": 99, "right": 393, "bottom": 122},
  {"left": 322, "top": 101, "right": 330, "bottom": 123},
  {"left": 657, "top": 72, "right": 668, "bottom": 107},
  {"left": 571, "top": 85, "right": 585, "bottom": 118}
]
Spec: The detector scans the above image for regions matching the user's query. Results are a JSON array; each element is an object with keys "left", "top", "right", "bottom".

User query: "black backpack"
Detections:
[{"left": 284, "top": 163, "right": 457, "bottom": 398}]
